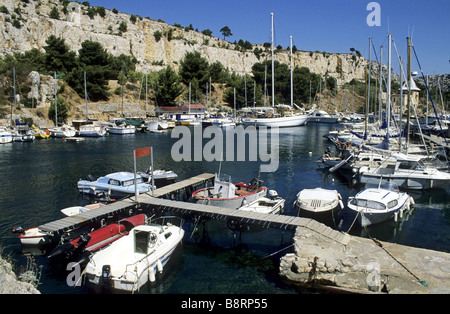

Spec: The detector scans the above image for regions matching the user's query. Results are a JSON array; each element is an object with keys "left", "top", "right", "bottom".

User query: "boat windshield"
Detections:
[
  {"left": 122, "top": 178, "right": 144, "bottom": 186},
  {"left": 364, "top": 180, "right": 399, "bottom": 192},
  {"left": 351, "top": 198, "right": 386, "bottom": 210}
]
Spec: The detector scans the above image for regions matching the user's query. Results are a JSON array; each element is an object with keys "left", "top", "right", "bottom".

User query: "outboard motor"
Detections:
[
  {"left": 268, "top": 190, "right": 279, "bottom": 200},
  {"left": 11, "top": 226, "right": 25, "bottom": 235},
  {"left": 100, "top": 265, "right": 112, "bottom": 287},
  {"left": 86, "top": 174, "right": 96, "bottom": 182},
  {"left": 249, "top": 178, "right": 263, "bottom": 188}
]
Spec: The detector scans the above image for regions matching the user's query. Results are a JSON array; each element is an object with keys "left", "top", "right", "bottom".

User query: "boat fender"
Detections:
[
  {"left": 149, "top": 268, "right": 156, "bottom": 282},
  {"left": 157, "top": 260, "right": 163, "bottom": 273},
  {"left": 339, "top": 200, "right": 344, "bottom": 210},
  {"left": 227, "top": 218, "right": 242, "bottom": 232}
]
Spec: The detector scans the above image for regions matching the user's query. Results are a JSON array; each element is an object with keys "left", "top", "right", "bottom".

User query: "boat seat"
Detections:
[{"left": 235, "top": 189, "right": 252, "bottom": 196}]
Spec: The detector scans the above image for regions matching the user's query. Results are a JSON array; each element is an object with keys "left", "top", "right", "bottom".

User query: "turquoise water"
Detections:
[{"left": 0, "top": 124, "right": 449, "bottom": 294}]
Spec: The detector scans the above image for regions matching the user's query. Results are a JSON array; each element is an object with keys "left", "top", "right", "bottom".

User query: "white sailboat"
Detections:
[{"left": 241, "top": 14, "right": 308, "bottom": 128}]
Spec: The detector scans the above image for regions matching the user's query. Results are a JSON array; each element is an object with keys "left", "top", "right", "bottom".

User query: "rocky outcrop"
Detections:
[
  {"left": 0, "top": 256, "right": 40, "bottom": 294},
  {"left": 0, "top": 0, "right": 370, "bottom": 86}
]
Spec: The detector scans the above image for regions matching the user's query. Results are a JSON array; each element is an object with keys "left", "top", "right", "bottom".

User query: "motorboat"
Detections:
[
  {"left": 48, "top": 214, "right": 147, "bottom": 261},
  {"left": 193, "top": 174, "right": 267, "bottom": 209},
  {"left": 60, "top": 203, "right": 106, "bottom": 216},
  {"left": 138, "top": 167, "right": 178, "bottom": 187},
  {"left": 32, "top": 125, "right": 50, "bottom": 139},
  {"left": 12, "top": 126, "right": 35, "bottom": 142},
  {"left": 106, "top": 119, "right": 136, "bottom": 135},
  {"left": 294, "top": 188, "right": 344, "bottom": 225},
  {"left": 211, "top": 117, "right": 236, "bottom": 128},
  {"left": 78, "top": 124, "right": 107, "bottom": 137},
  {"left": 49, "top": 125, "right": 77, "bottom": 138},
  {"left": 77, "top": 172, "right": 152, "bottom": 199},
  {"left": 359, "top": 153, "right": 450, "bottom": 190},
  {"left": 12, "top": 226, "right": 50, "bottom": 246},
  {"left": 0, "top": 126, "right": 13, "bottom": 144},
  {"left": 85, "top": 216, "right": 184, "bottom": 292},
  {"left": 348, "top": 182, "right": 414, "bottom": 227},
  {"left": 238, "top": 191, "right": 285, "bottom": 215},
  {"left": 307, "top": 110, "right": 339, "bottom": 124}
]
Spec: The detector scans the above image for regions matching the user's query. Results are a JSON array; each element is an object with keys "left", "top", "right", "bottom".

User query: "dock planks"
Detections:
[{"left": 38, "top": 172, "right": 349, "bottom": 246}]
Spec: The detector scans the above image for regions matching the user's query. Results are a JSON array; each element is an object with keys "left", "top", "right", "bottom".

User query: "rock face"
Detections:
[
  {"left": 280, "top": 225, "right": 450, "bottom": 294},
  {"left": 0, "top": 0, "right": 370, "bottom": 85},
  {"left": 0, "top": 256, "right": 40, "bottom": 294}
]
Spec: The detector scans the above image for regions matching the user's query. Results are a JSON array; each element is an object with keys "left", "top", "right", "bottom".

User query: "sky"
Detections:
[{"left": 87, "top": 0, "right": 449, "bottom": 75}]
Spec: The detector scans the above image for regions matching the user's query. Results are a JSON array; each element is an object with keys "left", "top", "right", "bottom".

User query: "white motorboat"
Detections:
[
  {"left": 359, "top": 153, "right": 450, "bottom": 190},
  {"left": 193, "top": 174, "right": 267, "bottom": 209},
  {"left": 85, "top": 216, "right": 184, "bottom": 292},
  {"left": 348, "top": 182, "right": 414, "bottom": 227},
  {"left": 0, "top": 126, "right": 13, "bottom": 144},
  {"left": 238, "top": 192, "right": 285, "bottom": 215},
  {"left": 107, "top": 123, "right": 136, "bottom": 135},
  {"left": 138, "top": 167, "right": 178, "bottom": 187},
  {"left": 77, "top": 172, "right": 152, "bottom": 198},
  {"left": 307, "top": 110, "right": 339, "bottom": 124},
  {"left": 12, "top": 226, "right": 49, "bottom": 246},
  {"left": 78, "top": 124, "right": 107, "bottom": 137},
  {"left": 60, "top": 203, "right": 106, "bottom": 216},
  {"left": 211, "top": 117, "right": 236, "bottom": 128},
  {"left": 49, "top": 125, "right": 77, "bottom": 138},
  {"left": 12, "top": 126, "right": 35, "bottom": 142},
  {"left": 294, "top": 188, "right": 344, "bottom": 226}
]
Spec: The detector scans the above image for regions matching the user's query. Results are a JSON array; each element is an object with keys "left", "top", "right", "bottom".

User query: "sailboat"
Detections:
[{"left": 241, "top": 14, "right": 308, "bottom": 128}]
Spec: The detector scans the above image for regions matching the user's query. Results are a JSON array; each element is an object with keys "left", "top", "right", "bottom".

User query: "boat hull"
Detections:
[
  {"left": 241, "top": 114, "right": 308, "bottom": 128},
  {"left": 193, "top": 187, "right": 267, "bottom": 209}
]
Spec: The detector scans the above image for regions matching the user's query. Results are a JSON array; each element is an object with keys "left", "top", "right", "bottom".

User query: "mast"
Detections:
[
  {"left": 271, "top": 12, "right": 275, "bottom": 108},
  {"left": 399, "top": 56, "right": 403, "bottom": 152},
  {"left": 365, "top": 38, "right": 372, "bottom": 140},
  {"left": 54, "top": 71, "right": 58, "bottom": 127},
  {"left": 290, "top": 36, "right": 293, "bottom": 108},
  {"left": 406, "top": 37, "right": 411, "bottom": 149},
  {"left": 378, "top": 46, "right": 383, "bottom": 124},
  {"left": 84, "top": 71, "right": 88, "bottom": 120},
  {"left": 386, "top": 34, "right": 392, "bottom": 149}
]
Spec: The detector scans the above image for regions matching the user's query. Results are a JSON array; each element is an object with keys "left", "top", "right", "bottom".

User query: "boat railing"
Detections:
[{"left": 148, "top": 216, "right": 185, "bottom": 234}]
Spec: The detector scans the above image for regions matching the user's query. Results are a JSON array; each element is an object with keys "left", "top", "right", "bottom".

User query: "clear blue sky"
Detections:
[{"left": 88, "top": 0, "right": 449, "bottom": 75}]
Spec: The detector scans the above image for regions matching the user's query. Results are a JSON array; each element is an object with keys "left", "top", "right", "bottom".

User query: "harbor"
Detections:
[{"left": 1, "top": 123, "right": 450, "bottom": 294}]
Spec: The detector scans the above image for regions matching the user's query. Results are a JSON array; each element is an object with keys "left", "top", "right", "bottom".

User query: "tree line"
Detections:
[{"left": 0, "top": 36, "right": 328, "bottom": 111}]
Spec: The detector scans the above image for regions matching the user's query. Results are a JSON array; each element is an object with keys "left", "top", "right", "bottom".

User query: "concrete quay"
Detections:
[{"left": 280, "top": 225, "right": 450, "bottom": 294}]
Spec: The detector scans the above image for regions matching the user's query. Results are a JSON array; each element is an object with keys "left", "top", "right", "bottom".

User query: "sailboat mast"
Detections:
[
  {"left": 54, "top": 71, "right": 58, "bottom": 127},
  {"left": 386, "top": 34, "right": 392, "bottom": 145},
  {"left": 290, "top": 36, "right": 293, "bottom": 108},
  {"left": 84, "top": 71, "right": 88, "bottom": 120},
  {"left": 406, "top": 36, "right": 411, "bottom": 148},
  {"left": 378, "top": 45, "right": 383, "bottom": 124},
  {"left": 271, "top": 12, "right": 275, "bottom": 108},
  {"left": 365, "top": 38, "right": 372, "bottom": 140}
]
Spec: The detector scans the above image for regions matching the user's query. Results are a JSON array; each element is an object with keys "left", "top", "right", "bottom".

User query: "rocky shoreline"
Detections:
[{"left": 0, "top": 256, "right": 40, "bottom": 294}]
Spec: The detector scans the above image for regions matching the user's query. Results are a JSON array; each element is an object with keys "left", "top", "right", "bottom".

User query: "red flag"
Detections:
[{"left": 134, "top": 147, "right": 151, "bottom": 158}]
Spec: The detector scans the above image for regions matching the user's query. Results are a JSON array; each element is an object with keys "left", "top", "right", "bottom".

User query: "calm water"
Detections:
[{"left": 0, "top": 124, "right": 449, "bottom": 294}]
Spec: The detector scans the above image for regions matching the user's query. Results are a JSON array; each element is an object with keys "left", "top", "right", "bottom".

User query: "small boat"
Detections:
[
  {"left": 77, "top": 124, "right": 107, "bottom": 137},
  {"left": 77, "top": 172, "right": 152, "bottom": 199},
  {"left": 211, "top": 117, "right": 236, "bottom": 128},
  {"left": 238, "top": 191, "right": 285, "bottom": 215},
  {"left": 48, "top": 214, "right": 147, "bottom": 261},
  {"left": 294, "top": 188, "right": 344, "bottom": 225},
  {"left": 307, "top": 110, "right": 339, "bottom": 124},
  {"left": 49, "top": 125, "right": 77, "bottom": 138},
  {"left": 85, "top": 216, "right": 184, "bottom": 292},
  {"left": 12, "top": 126, "right": 35, "bottom": 142},
  {"left": 348, "top": 182, "right": 414, "bottom": 227},
  {"left": 32, "top": 125, "right": 50, "bottom": 139},
  {"left": 0, "top": 126, "right": 13, "bottom": 144},
  {"left": 106, "top": 119, "right": 136, "bottom": 135},
  {"left": 60, "top": 203, "right": 106, "bottom": 216},
  {"left": 12, "top": 226, "right": 50, "bottom": 246},
  {"left": 138, "top": 167, "right": 178, "bottom": 187},
  {"left": 193, "top": 174, "right": 267, "bottom": 209}
]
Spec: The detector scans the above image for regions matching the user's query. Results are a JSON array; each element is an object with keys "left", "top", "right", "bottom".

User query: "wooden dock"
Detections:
[
  {"left": 38, "top": 171, "right": 350, "bottom": 246},
  {"left": 39, "top": 173, "right": 215, "bottom": 235}
]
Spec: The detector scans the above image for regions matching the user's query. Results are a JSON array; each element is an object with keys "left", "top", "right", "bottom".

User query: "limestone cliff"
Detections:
[{"left": 0, "top": 0, "right": 370, "bottom": 86}]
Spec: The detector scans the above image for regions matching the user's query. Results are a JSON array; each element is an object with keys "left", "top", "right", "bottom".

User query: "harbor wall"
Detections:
[{"left": 280, "top": 226, "right": 450, "bottom": 294}]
